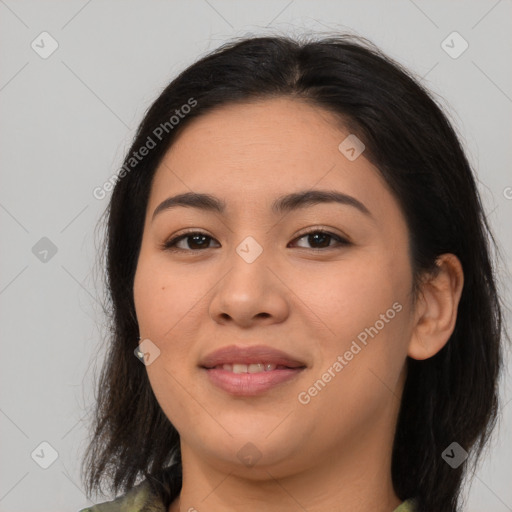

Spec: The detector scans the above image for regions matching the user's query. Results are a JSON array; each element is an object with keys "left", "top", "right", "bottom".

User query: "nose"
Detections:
[{"left": 208, "top": 245, "right": 290, "bottom": 329}]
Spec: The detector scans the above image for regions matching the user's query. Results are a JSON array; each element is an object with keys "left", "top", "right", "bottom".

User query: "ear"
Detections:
[{"left": 408, "top": 253, "right": 464, "bottom": 360}]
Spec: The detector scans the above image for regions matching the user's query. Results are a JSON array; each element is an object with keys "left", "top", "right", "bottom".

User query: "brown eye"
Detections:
[
  {"left": 162, "top": 229, "right": 350, "bottom": 253},
  {"left": 290, "top": 230, "right": 351, "bottom": 250},
  {"left": 163, "top": 232, "right": 220, "bottom": 252}
]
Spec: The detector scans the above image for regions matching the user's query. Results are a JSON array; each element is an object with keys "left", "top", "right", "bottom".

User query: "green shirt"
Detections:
[{"left": 79, "top": 469, "right": 416, "bottom": 512}]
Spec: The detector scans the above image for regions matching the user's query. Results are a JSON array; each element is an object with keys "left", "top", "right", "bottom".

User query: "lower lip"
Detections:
[{"left": 203, "top": 367, "right": 305, "bottom": 396}]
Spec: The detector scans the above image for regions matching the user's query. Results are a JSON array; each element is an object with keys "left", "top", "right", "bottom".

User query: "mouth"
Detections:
[
  {"left": 199, "top": 345, "right": 307, "bottom": 396},
  {"left": 207, "top": 363, "right": 301, "bottom": 373}
]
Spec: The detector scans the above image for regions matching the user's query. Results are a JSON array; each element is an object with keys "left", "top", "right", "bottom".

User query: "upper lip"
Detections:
[{"left": 199, "top": 345, "right": 307, "bottom": 369}]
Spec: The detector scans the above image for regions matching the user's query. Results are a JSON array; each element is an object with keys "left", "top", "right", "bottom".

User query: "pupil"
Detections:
[
  {"left": 310, "top": 233, "right": 329, "bottom": 248},
  {"left": 190, "top": 235, "right": 208, "bottom": 249}
]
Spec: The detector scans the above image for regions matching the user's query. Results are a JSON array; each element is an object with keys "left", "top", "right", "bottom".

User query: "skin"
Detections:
[{"left": 133, "top": 97, "right": 464, "bottom": 512}]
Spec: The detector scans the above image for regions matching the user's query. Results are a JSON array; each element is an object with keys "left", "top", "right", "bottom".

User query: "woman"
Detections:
[{"left": 79, "top": 33, "right": 505, "bottom": 512}]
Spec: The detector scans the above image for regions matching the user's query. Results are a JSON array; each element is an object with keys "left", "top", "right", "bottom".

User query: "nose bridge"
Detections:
[
  {"left": 216, "top": 198, "right": 285, "bottom": 284},
  {"left": 234, "top": 233, "right": 267, "bottom": 266},
  {"left": 222, "top": 231, "right": 271, "bottom": 294},
  {"left": 208, "top": 227, "right": 288, "bottom": 325},
  {"left": 225, "top": 202, "right": 275, "bottom": 266}
]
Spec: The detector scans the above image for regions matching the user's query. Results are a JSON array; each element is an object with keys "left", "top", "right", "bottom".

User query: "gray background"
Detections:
[{"left": 1, "top": 1, "right": 511, "bottom": 511}]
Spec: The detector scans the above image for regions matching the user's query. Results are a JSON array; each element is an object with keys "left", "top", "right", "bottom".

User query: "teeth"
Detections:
[
  {"left": 248, "top": 363, "right": 265, "bottom": 373},
  {"left": 233, "top": 363, "right": 247, "bottom": 374},
  {"left": 218, "top": 363, "right": 278, "bottom": 373}
]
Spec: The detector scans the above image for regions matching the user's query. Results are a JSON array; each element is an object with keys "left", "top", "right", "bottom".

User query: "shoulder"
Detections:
[
  {"left": 77, "top": 478, "right": 166, "bottom": 512},
  {"left": 393, "top": 499, "right": 417, "bottom": 512}
]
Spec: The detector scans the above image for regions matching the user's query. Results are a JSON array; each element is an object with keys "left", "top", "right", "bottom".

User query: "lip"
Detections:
[
  {"left": 199, "top": 344, "right": 307, "bottom": 397},
  {"left": 199, "top": 344, "right": 307, "bottom": 369},
  {"left": 203, "top": 368, "right": 305, "bottom": 396}
]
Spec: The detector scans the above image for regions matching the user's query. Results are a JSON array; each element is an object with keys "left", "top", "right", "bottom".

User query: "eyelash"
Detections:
[{"left": 161, "top": 228, "right": 351, "bottom": 253}]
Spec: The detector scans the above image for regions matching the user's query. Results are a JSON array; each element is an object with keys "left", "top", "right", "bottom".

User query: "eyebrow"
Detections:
[{"left": 151, "top": 189, "right": 373, "bottom": 222}]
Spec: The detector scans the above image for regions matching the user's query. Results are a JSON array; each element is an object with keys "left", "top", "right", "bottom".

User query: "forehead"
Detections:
[{"left": 148, "top": 97, "right": 402, "bottom": 225}]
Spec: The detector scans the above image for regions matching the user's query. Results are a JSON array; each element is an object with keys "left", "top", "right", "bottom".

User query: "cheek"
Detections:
[
  {"left": 134, "top": 254, "right": 195, "bottom": 339},
  {"left": 317, "top": 255, "right": 408, "bottom": 341},
  {"left": 134, "top": 259, "right": 206, "bottom": 430},
  {"left": 297, "top": 309, "right": 408, "bottom": 442},
  {"left": 302, "top": 255, "right": 410, "bottom": 409},
  {"left": 133, "top": 255, "right": 207, "bottom": 379}
]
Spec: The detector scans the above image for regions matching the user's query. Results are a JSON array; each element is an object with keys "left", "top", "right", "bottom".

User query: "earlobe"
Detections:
[{"left": 408, "top": 254, "right": 464, "bottom": 360}]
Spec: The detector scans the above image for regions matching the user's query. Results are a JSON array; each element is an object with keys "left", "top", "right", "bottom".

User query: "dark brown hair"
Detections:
[{"left": 81, "top": 33, "right": 507, "bottom": 512}]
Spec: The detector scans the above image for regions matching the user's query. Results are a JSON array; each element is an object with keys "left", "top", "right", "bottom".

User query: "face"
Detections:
[{"left": 133, "top": 97, "right": 416, "bottom": 478}]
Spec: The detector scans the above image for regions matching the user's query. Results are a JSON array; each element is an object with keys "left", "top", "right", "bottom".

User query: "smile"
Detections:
[{"left": 212, "top": 363, "right": 293, "bottom": 373}]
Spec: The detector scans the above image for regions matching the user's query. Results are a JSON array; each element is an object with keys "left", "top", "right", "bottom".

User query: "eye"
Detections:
[
  {"left": 289, "top": 229, "right": 351, "bottom": 250},
  {"left": 162, "top": 228, "right": 351, "bottom": 253},
  {"left": 162, "top": 231, "right": 219, "bottom": 252}
]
